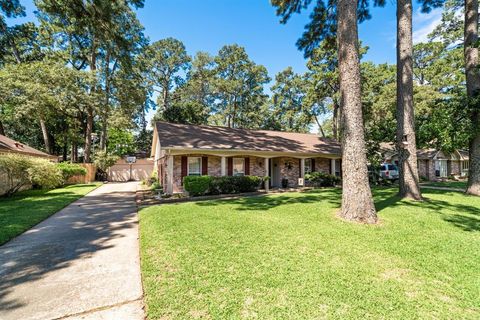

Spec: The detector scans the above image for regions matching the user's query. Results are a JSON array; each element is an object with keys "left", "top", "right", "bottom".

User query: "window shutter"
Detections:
[
  {"left": 227, "top": 158, "right": 233, "bottom": 176},
  {"left": 328, "top": 159, "right": 332, "bottom": 174},
  {"left": 299, "top": 159, "right": 302, "bottom": 178},
  {"left": 202, "top": 157, "right": 208, "bottom": 175},
  {"left": 311, "top": 158, "right": 316, "bottom": 172},
  {"left": 181, "top": 156, "right": 187, "bottom": 185},
  {"left": 245, "top": 157, "right": 250, "bottom": 175}
]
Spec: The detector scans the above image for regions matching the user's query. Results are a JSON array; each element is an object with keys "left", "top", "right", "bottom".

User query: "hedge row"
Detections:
[
  {"left": 183, "top": 175, "right": 264, "bottom": 196},
  {"left": 304, "top": 172, "right": 341, "bottom": 187},
  {"left": 0, "top": 153, "right": 87, "bottom": 196}
]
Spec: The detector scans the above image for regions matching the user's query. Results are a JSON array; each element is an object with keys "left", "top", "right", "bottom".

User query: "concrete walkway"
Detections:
[{"left": 0, "top": 182, "right": 144, "bottom": 320}]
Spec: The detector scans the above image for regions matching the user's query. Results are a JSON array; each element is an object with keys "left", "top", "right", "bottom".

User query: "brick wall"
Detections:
[
  {"left": 418, "top": 159, "right": 428, "bottom": 180},
  {"left": 171, "top": 154, "right": 223, "bottom": 192},
  {"left": 449, "top": 160, "right": 461, "bottom": 176},
  {"left": 313, "top": 157, "right": 331, "bottom": 174},
  {"left": 249, "top": 156, "right": 267, "bottom": 177},
  {"left": 278, "top": 157, "right": 300, "bottom": 187}
]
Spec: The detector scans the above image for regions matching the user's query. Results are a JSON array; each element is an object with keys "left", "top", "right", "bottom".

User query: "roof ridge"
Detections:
[{"left": 155, "top": 121, "right": 336, "bottom": 141}]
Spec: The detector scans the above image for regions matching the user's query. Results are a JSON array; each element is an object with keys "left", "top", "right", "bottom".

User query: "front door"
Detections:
[{"left": 269, "top": 158, "right": 281, "bottom": 188}]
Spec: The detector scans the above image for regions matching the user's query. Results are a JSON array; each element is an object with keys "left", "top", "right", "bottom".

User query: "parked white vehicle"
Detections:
[{"left": 379, "top": 163, "right": 399, "bottom": 181}]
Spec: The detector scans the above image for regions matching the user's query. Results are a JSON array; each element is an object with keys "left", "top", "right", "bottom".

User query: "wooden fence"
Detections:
[{"left": 67, "top": 163, "right": 96, "bottom": 184}]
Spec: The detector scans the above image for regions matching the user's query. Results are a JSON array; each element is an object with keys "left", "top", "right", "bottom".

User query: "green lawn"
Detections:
[
  {"left": 139, "top": 188, "right": 480, "bottom": 319},
  {"left": 0, "top": 183, "right": 100, "bottom": 245},
  {"left": 421, "top": 181, "right": 468, "bottom": 189}
]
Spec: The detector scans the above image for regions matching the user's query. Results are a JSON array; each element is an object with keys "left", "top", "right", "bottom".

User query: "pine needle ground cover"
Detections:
[
  {"left": 140, "top": 188, "right": 479, "bottom": 319},
  {"left": 0, "top": 183, "right": 101, "bottom": 245}
]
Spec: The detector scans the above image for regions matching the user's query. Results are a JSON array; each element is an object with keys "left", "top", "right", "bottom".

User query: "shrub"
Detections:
[
  {"left": 93, "top": 151, "right": 119, "bottom": 171},
  {"left": 183, "top": 175, "right": 263, "bottom": 196},
  {"left": 56, "top": 162, "right": 87, "bottom": 182},
  {"left": 0, "top": 153, "right": 34, "bottom": 196},
  {"left": 28, "top": 158, "right": 64, "bottom": 189},
  {"left": 0, "top": 154, "right": 66, "bottom": 195},
  {"left": 183, "top": 176, "right": 213, "bottom": 196},
  {"left": 150, "top": 181, "right": 162, "bottom": 191},
  {"left": 232, "top": 175, "right": 263, "bottom": 193},
  {"left": 305, "top": 172, "right": 341, "bottom": 187}
]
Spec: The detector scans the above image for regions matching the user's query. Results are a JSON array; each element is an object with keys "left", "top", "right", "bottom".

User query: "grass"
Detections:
[
  {"left": 0, "top": 183, "right": 101, "bottom": 245},
  {"left": 139, "top": 188, "right": 480, "bottom": 319},
  {"left": 421, "top": 180, "right": 468, "bottom": 189}
]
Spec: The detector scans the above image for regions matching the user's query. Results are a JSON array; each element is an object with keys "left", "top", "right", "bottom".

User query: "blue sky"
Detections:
[
  {"left": 8, "top": 0, "right": 443, "bottom": 129},
  {"left": 9, "top": 0, "right": 444, "bottom": 75}
]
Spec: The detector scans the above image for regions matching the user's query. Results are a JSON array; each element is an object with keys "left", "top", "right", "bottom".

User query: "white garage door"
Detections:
[{"left": 108, "top": 160, "right": 154, "bottom": 182}]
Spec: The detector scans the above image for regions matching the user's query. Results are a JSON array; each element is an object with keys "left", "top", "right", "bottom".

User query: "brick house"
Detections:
[
  {"left": 385, "top": 146, "right": 469, "bottom": 181},
  {"left": 151, "top": 121, "right": 342, "bottom": 194}
]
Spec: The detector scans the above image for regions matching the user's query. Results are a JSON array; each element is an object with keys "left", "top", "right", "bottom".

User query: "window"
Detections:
[
  {"left": 388, "top": 164, "right": 398, "bottom": 171},
  {"left": 461, "top": 161, "right": 469, "bottom": 176},
  {"left": 233, "top": 158, "right": 245, "bottom": 176},
  {"left": 188, "top": 157, "right": 201, "bottom": 176},
  {"left": 435, "top": 160, "right": 448, "bottom": 178},
  {"left": 304, "top": 159, "right": 312, "bottom": 174}
]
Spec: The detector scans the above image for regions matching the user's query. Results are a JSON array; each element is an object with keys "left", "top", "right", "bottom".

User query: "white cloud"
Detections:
[{"left": 412, "top": 8, "right": 443, "bottom": 44}]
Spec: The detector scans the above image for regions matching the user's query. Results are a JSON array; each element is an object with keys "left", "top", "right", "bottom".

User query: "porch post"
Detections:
[
  {"left": 300, "top": 158, "right": 305, "bottom": 178},
  {"left": 264, "top": 157, "right": 269, "bottom": 192},
  {"left": 221, "top": 156, "right": 226, "bottom": 176},
  {"left": 167, "top": 155, "right": 174, "bottom": 194},
  {"left": 331, "top": 159, "right": 336, "bottom": 175}
]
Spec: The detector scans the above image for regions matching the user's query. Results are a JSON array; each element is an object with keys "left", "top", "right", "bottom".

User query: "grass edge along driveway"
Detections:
[
  {"left": 0, "top": 183, "right": 101, "bottom": 245},
  {"left": 139, "top": 188, "right": 479, "bottom": 319}
]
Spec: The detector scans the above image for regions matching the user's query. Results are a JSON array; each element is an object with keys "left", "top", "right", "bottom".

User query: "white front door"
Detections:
[{"left": 270, "top": 159, "right": 281, "bottom": 187}]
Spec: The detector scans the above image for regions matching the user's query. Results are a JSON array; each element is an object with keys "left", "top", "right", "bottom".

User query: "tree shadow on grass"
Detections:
[
  {"left": 193, "top": 187, "right": 478, "bottom": 231},
  {"left": 374, "top": 188, "right": 479, "bottom": 232},
  {"left": 194, "top": 188, "right": 342, "bottom": 212},
  {"left": 0, "top": 185, "right": 138, "bottom": 315}
]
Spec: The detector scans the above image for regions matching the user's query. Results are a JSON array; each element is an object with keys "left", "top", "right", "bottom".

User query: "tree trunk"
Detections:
[
  {"left": 84, "top": 40, "right": 97, "bottom": 163},
  {"left": 332, "top": 101, "right": 339, "bottom": 140},
  {"left": 84, "top": 108, "right": 94, "bottom": 163},
  {"left": 314, "top": 115, "right": 326, "bottom": 137},
  {"left": 99, "top": 51, "right": 110, "bottom": 151},
  {"left": 39, "top": 117, "right": 52, "bottom": 154},
  {"left": 63, "top": 143, "right": 68, "bottom": 162},
  {"left": 337, "top": 0, "right": 377, "bottom": 223},
  {"left": 71, "top": 140, "right": 78, "bottom": 163},
  {"left": 465, "top": 0, "right": 480, "bottom": 195},
  {"left": 0, "top": 119, "right": 5, "bottom": 136},
  {"left": 396, "top": 0, "right": 422, "bottom": 200},
  {"left": 163, "top": 85, "right": 169, "bottom": 110}
]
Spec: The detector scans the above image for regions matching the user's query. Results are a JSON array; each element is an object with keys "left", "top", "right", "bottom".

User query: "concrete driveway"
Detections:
[{"left": 0, "top": 182, "right": 144, "bottom": 320}]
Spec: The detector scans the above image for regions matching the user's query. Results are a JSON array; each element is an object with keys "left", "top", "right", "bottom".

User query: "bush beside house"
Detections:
[
  {"left": 0, "top": 154, "right": 87, "bottom": 196},
  {"left": 183, "top": 175, "right": 264, "bottom": 196},
  {"left": 305, "top": 172, "right": 341, "bottom": 187}
]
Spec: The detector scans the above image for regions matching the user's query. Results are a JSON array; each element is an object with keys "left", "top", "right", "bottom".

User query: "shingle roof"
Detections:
[
  {"left": 457, "top": 149, "right": 469, "bottom": 160},
  {"left": 0, "top": 134, "right": 55, "bottom": 159},
  {"left": 155, "top": 121, "right": 341, "bottom": 156},
  {"left": 416, "top": 148, "right": 439, "bottom": 159}
]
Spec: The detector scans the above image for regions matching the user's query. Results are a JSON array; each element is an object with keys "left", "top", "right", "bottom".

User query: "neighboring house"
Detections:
[
  {"left": 0, "top": 134, "right": 57, "bottom": 196},
  {"left": 151, "top": 121, "right": 342, "bottom": 194},
  {"left": 0, "top": 134, "right": 57, "bottom": 160},
  {"left": 381, "top": 143, "right": 469, "bottom": 181}
]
